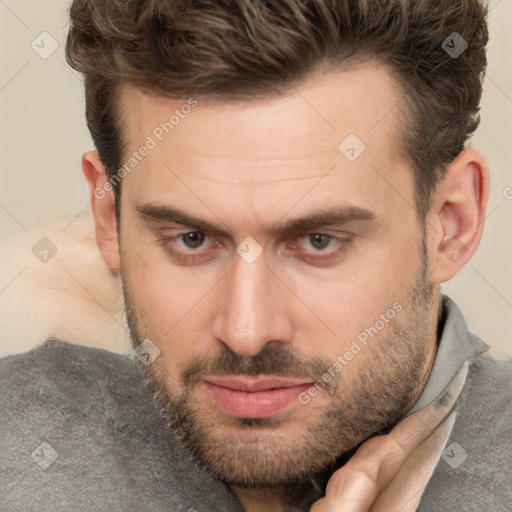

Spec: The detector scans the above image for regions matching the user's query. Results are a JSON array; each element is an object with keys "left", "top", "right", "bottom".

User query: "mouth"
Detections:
[{"left": 201, "top": 376, "right": 314, "bottom": 419}]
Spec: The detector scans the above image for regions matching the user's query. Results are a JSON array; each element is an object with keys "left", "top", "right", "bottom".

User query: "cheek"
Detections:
[
  {"left": 128, "top": 273, "right": 215, "bottom": 376},
  {"left": 287, "top": 233, "right": 421, "bottom": 357},
  {"left": 122, "top": 236, "right": 218, "bottom": 367}
]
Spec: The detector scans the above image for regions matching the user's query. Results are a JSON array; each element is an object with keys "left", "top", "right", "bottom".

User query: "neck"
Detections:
[
  {"left": 402, "top": 291, "right": 443, "bottom": 414},
  {"left": 231, "top": 487, "right": 286, "bottom": 512},
  {"left": 231, "top": 471, "right": 331, "bottom": 512}
]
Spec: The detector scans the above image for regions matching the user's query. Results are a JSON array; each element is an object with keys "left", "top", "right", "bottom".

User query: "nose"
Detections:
[{"left": 211, "top": 246, "right": 294, "bottom": 357}]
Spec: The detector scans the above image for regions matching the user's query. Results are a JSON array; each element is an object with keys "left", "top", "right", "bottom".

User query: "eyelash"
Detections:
[{"left": 157, "top": 231, "right": 351, "bottom": 265}]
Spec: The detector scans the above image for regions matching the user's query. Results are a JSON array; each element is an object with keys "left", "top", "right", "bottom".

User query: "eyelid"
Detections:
[
  {"left": 286, "top": 233, "right": 352, "bottom": 262},
  {"left": 156, "top": 232, "right": 219, "bottom": 265},
  {"left": 158, "top": 228, "right": 349, "bottom": 248},
  {"left": 159, "top": 230, "right": 219, "bottom": 249},
  {"left": 159, "top": 232, "right": 352, "bottom": 267}
]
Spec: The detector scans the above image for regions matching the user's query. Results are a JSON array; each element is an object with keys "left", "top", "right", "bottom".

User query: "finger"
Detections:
[
  {"left": 346, "top": 360, "right": 468, "bottom": 489},
  {"left": 372, "top": 408, "right": 458, "bottom": 512},
  {"left": 312, "top": 362, "right": 469, "bottom": 510},
  {"left": 310, "top": 403, "right": 453, "bottom": 511},
  {"left": 310, "top": 469, "right": 377, "bottom": 511}
]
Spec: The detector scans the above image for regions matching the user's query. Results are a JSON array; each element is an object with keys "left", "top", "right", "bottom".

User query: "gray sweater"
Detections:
[{"left": 1, "top": 297, "right": 511, "bottom": 511}]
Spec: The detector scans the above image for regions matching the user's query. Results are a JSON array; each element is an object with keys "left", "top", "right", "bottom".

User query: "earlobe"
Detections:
[
  {"left": 82, "top": 151, "right": 121, "bottom": 273},
  {"left": 429, "top": 148, "right": 489, "bottom": 284}
]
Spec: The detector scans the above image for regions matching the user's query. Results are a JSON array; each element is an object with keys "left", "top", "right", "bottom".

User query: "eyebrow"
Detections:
[{"left": 135, "top": 203, "right": 377, "bottom": 237}]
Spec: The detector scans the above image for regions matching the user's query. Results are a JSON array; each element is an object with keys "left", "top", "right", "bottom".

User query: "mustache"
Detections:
[{"left": 181, "top": 344, "right": 337, "bottom": 393}]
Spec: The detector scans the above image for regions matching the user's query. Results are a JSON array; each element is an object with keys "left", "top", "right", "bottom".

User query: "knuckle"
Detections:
[
  {"left": 379, "top": 434, "right": 408, "bottom": 459},
  {"left": 328, "top": 467, "right": 376, "bottom": 495}
]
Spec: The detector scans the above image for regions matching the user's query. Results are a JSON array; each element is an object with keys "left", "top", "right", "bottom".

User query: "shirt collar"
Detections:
[{"left": 404, "top": 294, "right": 490, "bottom": 418}]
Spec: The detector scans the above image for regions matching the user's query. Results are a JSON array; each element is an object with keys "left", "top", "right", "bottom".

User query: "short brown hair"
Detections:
[{"left": 66, "top": 0, "right": 488, "bottom": 219}]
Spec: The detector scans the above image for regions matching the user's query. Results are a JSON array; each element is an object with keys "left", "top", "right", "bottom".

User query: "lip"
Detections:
[{"left": 201, "top": 376, "right": 314, "bottom": 418}]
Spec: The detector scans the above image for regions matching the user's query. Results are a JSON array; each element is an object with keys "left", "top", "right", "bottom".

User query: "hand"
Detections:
[{"left": 310, "top": 362, "right": 468, "bottom": 512}]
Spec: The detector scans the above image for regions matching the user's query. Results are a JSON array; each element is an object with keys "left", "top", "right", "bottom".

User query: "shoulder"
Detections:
[
  {"left": 0, "top": 336, "right": 136, "bottom": 378},
  {"left": 0, "top": 336, "right": 139, "bottom": 383},
  {"left": 0, "top": 337, "right": 148, "bottom": 426},
  {"left": 417, "top": 353, "right": 512, "bottom": 510},
  {"left": 452, "top": 353, "right": 512, "bottom": 451},
  {"left": 420, "top": 354, "right": 512, "bottom": 510},
  {"left": 0, "top": 339, "right": 160, "bottom": 510},
  {"left": 459, "top": 353, "right": 512, "bottom": 426},
  {"left": 454, "top": 354, "right": 512, "bottom": 455}
]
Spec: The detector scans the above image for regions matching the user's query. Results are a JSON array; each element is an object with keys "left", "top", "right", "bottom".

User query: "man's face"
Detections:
[{"left": 117, "top": 64, "right": 439, "bottom": 487}]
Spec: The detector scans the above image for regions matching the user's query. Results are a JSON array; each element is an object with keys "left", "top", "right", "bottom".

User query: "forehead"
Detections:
[
  {"left": 118, "top": 62, "right": 404, "bottom": 162},
  {"left": 115, "top": 64, "right": 413, "bottom": 230}
]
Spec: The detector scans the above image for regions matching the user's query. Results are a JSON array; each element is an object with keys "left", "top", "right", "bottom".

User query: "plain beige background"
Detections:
[{"left": 1, "top": 0, "right": 511, "bottom": 357}]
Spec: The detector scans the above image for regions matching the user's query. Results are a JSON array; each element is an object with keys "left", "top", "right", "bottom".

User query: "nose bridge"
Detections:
[
  {"left": 212, "top": 249, "right": 290, "bottom": 356},
  {"left": 228, "top": 252, "right": 270, "bottom": 335}
]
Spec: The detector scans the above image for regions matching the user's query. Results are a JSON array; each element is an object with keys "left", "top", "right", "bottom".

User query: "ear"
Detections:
[
  {"left": 428, "top": 147, "right": 489, "bottom": 284},
  {"left": 82, "top": 151, "right": 121, "bottom": 273}
]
